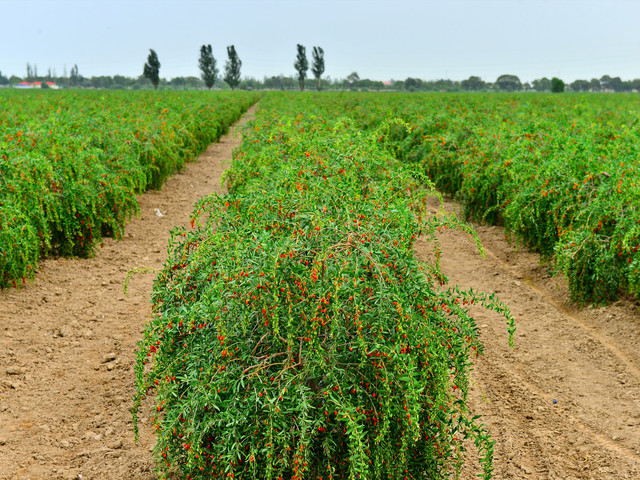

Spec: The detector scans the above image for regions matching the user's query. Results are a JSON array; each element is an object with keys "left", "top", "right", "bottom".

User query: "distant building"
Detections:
[{"left": 14, "top": 81, "right": 60, "bottom": 89}]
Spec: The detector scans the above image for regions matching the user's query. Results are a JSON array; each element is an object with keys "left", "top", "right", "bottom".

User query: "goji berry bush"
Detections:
[
  {"left": 134, "top": 95, "right": 515, "bottom": 479},
  {"left": 334, "top": 92, "right": 640, "bottom": 305},
  {"left": 0, "top": 90, "right": 260, "bottom": 288}
]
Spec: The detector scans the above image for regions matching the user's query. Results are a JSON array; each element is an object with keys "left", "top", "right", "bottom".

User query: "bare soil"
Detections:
[
  {"left": 419, "top": 198, "right": 640, "bottom": 479},
  {"left": 1, "top": 107, "right": 639, "bottom": 479}
]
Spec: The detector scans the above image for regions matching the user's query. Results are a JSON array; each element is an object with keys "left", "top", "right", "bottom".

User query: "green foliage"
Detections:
[
  {"left": 133, "top": 94, "right": 515, "bottom": 480},
  {"left": 223, "top": 45, "right": 242, "bottom": 91},
  {"left": 311, "top": 47, "right": 325, "bottom": 91},
  {"left": 570, "top": 79, "right": 590, "bottom": 92},
  {"left": 294, "top": 44, "right": 309, "bottom": 91},
  {"left": 551, "top": 77, "right": 565, "bottom": 93},
  {"left": 143, "top": 49, "right": 161, "bottom": 90},
  {"left": 0, "top": 89, "right": 260, "bottom": 288},
  {"left": 346, "top": 72, "right": 361, "bottom": 90},
  {"left": 531, "top": 77, "right": 551, "bottom": 92},
  {"left": 494, "top": 75, "right": 521, "bottom": 92},
  {"left": 199, "top": 45, "right": 218, "bottom": 90},
  {"left": 337, "top": 92, "right": 640, "bottom": 305},
  {"left": 460, "top": 76, "right": 486, "bottom": 91}
]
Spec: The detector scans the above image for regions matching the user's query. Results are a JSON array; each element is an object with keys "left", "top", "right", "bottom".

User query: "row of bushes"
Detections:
[
  {"left": 0, "top": 90, "right": 260, "bottom": 287},
  {"left": 306, "top": 92, "right": 640, "bottom": 305},
  {"left": 378, "top": 93, "right": 640, "bottom": 304},
  {"left": 134, "top": 95, "right": 514, "bottom": 479}
]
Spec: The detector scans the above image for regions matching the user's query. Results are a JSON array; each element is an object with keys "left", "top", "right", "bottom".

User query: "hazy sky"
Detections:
[{"left": 2, "top": 0, "right": 640, "bottom": 83}]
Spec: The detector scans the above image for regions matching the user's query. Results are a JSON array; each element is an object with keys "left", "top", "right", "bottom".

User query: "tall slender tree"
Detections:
[
  {"left": 294, "top": 44, "right": 308, "bottom": 91},
  {"left": 311, "top": 47, "right": 325, "bottom": 91},
  {"left": 70, "top": 64, "right": 80, "bottom": 86},
  {"left": 223, "top": 45, "right": 242, "bottom": 90},
  {"left": 143, "top": 49, "right": 161, "bottom": 89},
  {"left": 199, "top": 44, "right": 218, "bottom": 89}
]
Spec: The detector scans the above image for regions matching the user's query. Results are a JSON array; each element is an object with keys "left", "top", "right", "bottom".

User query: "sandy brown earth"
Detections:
[
  {"left": 420, "top": 199, "right": 640, "bottom": 479},
  {"left": 1, "top": 106, "right": 639, "bottom": 480}
]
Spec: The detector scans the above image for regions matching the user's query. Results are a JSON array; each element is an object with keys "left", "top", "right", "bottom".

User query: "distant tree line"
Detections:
[
  {"left": 396, "top": 74, "right": 640, "bottom": 93},
  {"left": 3, "top": 49, "right": 640, "bottom": 93}
]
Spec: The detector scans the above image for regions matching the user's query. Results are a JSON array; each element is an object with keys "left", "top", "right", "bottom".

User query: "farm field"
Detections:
[
  {"left": 270, "top": 92, "right": 640, "bottom": 306},
  {"left": 0, "top": 91, "right": 639, "bottom": 479},
  {"left": 0, "top": 101, "right": 259, "bottom": 480},
  {"left": 0, "top": 89, "right": 261, "bottom": 288}
]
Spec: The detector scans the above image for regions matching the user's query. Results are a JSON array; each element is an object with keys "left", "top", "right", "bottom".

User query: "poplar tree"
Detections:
[
  {"left": 199, "top": 44, "right": 218, "bottom": 89},
  {"left": 223, "top": 45, "right": 242, "bottom": 90},
  {"left": 143, "top": 49, "right": 161, "bottom": 90},
  {"left": 294, "top": 44, "right": 308, "bottom": 91},
  {"left": 70, "top": 64, "right": 80, "bottom": 87},
  {"left": 311, "top": 46, "right": 325, "bottom": 91}
]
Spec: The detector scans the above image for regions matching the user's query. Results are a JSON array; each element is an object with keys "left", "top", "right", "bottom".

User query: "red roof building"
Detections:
[{"left": 14, "top": 81, "right": 60, "bottom": 89}]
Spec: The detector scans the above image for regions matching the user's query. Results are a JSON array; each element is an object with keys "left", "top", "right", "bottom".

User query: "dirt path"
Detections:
[
  {"left": 0, "top": 106, "right": 256, "bottom": 480},
  {"left": 415, "top": 198, "right": 640, "bottom": 479},
  {"left": 2, "top": 108, "right": 639, "bottom": 480}
]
